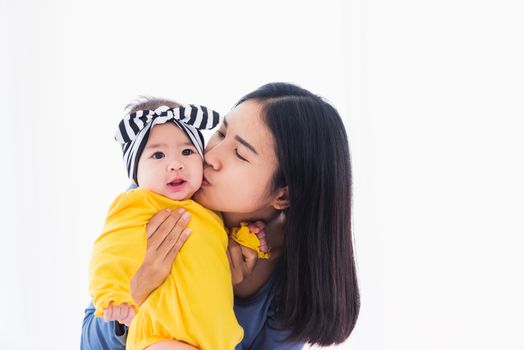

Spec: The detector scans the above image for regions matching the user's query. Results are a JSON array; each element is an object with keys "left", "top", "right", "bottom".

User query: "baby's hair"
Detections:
[{"left": 125, "top": 96, "right": 182, "bottom": 114}]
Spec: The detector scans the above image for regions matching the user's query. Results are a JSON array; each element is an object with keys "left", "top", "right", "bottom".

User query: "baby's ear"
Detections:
[{"left": 271, "top": 186, "right": 289, "bottom": 210}]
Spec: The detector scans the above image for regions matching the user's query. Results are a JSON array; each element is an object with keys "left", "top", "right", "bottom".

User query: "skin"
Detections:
[
  {"left": 137, "top": 123, "right": 203, "bottom": 201},
  {"left": 118, "top": 100, "right": 288, "bottom": 349}
]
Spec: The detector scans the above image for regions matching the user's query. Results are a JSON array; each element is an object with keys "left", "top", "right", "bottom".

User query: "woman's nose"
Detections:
[{"left": 203, "top": 146, "right": 221, "bottom": 171}]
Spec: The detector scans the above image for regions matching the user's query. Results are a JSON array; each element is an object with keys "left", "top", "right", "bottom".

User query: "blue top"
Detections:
[{"left": 81, "top": 271, "right": 304, "bottom": 350}]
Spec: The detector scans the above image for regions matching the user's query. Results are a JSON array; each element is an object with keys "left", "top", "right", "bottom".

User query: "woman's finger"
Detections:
[
  {"left": 228, "top": 239, "right": 245, "bottom": 285},
  {"left": 227, "top": 248, "right": 242, "bottom": 285},
  {"left": 227, "top": 238, "right": 259, "bottom": 285},
  {"left": 145, "top": 208, "right": 173, "bottom": 239},
  {"left": 158, "top": 212, "right": 190, "bottom": 259},
  {"left": 227, "top": 238, "right": 242, "bottom": 271},
  {"left": 239, "top": 245, "right": 258, "bottom": 276},
  {"left": 150, "top": 209, "right": 186, "bottom": 250},
  {"left": 164, "top": 228, "right": 192, "bottom": 263}
]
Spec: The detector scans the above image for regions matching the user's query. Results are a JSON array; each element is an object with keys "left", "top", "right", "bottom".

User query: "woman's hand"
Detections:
[
  {"left": 131, "top": 208, "right": 191, "bottom": 306},
  {"left": 227, "top": 220, "right": 267, "bottom": 285}
]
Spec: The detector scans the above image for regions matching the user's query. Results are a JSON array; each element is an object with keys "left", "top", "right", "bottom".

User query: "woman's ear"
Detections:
[{"left": 271, "top": 186, "right": 290, "bottom": 210}]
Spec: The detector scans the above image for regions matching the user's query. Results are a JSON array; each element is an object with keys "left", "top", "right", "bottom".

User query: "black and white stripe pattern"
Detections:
[{"left": 115, "top": 104, "right": 221, "bottom": 184}]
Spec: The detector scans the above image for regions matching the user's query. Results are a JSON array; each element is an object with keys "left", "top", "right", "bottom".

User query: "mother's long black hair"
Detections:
[{"left": 238, "top": 83, "right": 360, "bottom": 346}]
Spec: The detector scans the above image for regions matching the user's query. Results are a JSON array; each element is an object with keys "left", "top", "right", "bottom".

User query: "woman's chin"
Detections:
[{"left": 193, "top": 188, "right": 214, "bottom": 209}]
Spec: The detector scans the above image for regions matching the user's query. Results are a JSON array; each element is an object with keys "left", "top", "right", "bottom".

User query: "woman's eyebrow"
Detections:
[
  {"left": 222, "top": 116, "right": 258, "bottom": 155},
  {"left": 235, "top": 135, "right": 258, "bottom": 155}
]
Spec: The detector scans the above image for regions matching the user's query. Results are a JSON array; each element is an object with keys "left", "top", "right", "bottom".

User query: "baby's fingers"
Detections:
[
  {"left": 102, "top": 303, "right": 130, "bottom": 323},
  {"left": 248, "top": 223, "right": 260, "bottom": 234},
  {"left": 102, "top": 305, "right": 113, "bottom": 322},
  {"left": 121, "top": 307, "right": 136, "bottom": 326},
  {"left": 252, "top": 220, "right": 266, "bottom": 231}
]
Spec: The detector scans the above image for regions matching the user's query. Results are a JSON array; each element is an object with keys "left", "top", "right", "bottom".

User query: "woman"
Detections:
[{"left": 81, "top": 82, "right": 360, "bottom": 349}]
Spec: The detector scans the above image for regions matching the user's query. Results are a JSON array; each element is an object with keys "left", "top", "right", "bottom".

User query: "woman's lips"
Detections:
[{"left": 202, "top": 176, "right": 211, "bottom": 186}]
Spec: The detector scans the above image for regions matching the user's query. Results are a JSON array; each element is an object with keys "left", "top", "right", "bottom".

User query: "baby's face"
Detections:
[{"left": 137, "top": 123, "right": 203, "bottom": 201}]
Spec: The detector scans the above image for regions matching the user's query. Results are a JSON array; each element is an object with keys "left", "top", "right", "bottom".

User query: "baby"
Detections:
[{"left": 89, "top": 98, "right": 268, "bottom": 350}]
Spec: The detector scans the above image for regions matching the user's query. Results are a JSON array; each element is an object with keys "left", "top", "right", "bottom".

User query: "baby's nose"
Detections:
[{"left": 169, "top": 160, "right": 184, "bottom": 171}]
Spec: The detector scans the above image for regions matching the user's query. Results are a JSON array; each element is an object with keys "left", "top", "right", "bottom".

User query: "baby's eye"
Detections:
[
  {"left": 216, "top": 130, "right": 225, "bottom": 139},
  {"left": 182, "top": 148, "right": 195, "bottom": 156},
  {"left": 152, "top": 151, "right": 165, "bottom": 159}
]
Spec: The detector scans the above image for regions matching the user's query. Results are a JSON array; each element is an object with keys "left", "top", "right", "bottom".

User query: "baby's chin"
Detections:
[
  {"left": 146, "top": 185, "right": 197, "bottom": 202},
  {"left": 161, "top": 187, "right": 197, "bottom": 201}
]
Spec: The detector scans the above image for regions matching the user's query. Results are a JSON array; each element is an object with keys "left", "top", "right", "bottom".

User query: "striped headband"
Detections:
[{"left": 115, "top": 104, "right": 220, "bottom": 184}]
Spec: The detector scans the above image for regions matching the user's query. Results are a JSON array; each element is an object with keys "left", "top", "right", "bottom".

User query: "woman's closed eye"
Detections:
[
  {"left": 213, "top": 128, "right": 248, "bottom": 161},
  {"left": 152, "top": 151, "right": 165, "bottom": 159},
  {"left": 235, "top": 149, "right": 248, "bottom": 162},
  {"left": 216, "top": 130, "right": 226, "bottom": 139}
]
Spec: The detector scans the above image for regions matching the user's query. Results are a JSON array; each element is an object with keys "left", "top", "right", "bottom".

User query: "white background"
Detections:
[{"left": 1, "top": 0, "right": 524, "bottom": 349}]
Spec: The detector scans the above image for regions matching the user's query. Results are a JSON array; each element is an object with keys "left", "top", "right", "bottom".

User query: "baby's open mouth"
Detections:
[{"left": 167, "top": 179, "right": 186, "bottom": 186}]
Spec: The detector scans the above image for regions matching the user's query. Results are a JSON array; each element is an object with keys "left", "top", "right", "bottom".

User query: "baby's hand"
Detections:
[
  {"left": 248, "top": 221, "right": 269, "bottom": 253},
  {"left": 103, "top": 302, "right": 136, "bottom": 326}
]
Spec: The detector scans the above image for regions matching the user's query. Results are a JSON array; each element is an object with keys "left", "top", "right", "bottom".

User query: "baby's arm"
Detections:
[{"left": 89, "top": 191, "right": 150, "bottom": 317}]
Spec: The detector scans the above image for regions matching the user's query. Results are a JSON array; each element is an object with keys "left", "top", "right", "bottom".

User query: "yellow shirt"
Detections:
[{"left": 89, "top": 189, "right": 243, "bottom": 350}]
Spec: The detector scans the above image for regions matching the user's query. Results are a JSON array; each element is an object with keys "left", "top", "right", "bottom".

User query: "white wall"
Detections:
[{"left": 1, "top": 0, "right": 523, "bottom": 349}]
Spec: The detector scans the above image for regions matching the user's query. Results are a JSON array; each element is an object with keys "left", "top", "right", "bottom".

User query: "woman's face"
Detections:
[{"left": 193, "top": 100, "right": 280, "bottom": 223}]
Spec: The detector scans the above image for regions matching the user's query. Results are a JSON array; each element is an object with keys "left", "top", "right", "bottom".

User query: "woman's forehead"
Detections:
[
  {"left": 225, "top": 100, "right": 262, "bottom": 123},
  {"left": 224, "top": 100, "right": 275, "bottom": 158}
]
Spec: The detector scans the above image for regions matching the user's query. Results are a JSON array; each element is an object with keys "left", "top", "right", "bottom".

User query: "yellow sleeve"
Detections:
[
  {"left": 89, "top": 190, "right": 153, "bottom": 317},
  {"left": 230, "top": 222, "right": 270, "bottom": 259}
]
